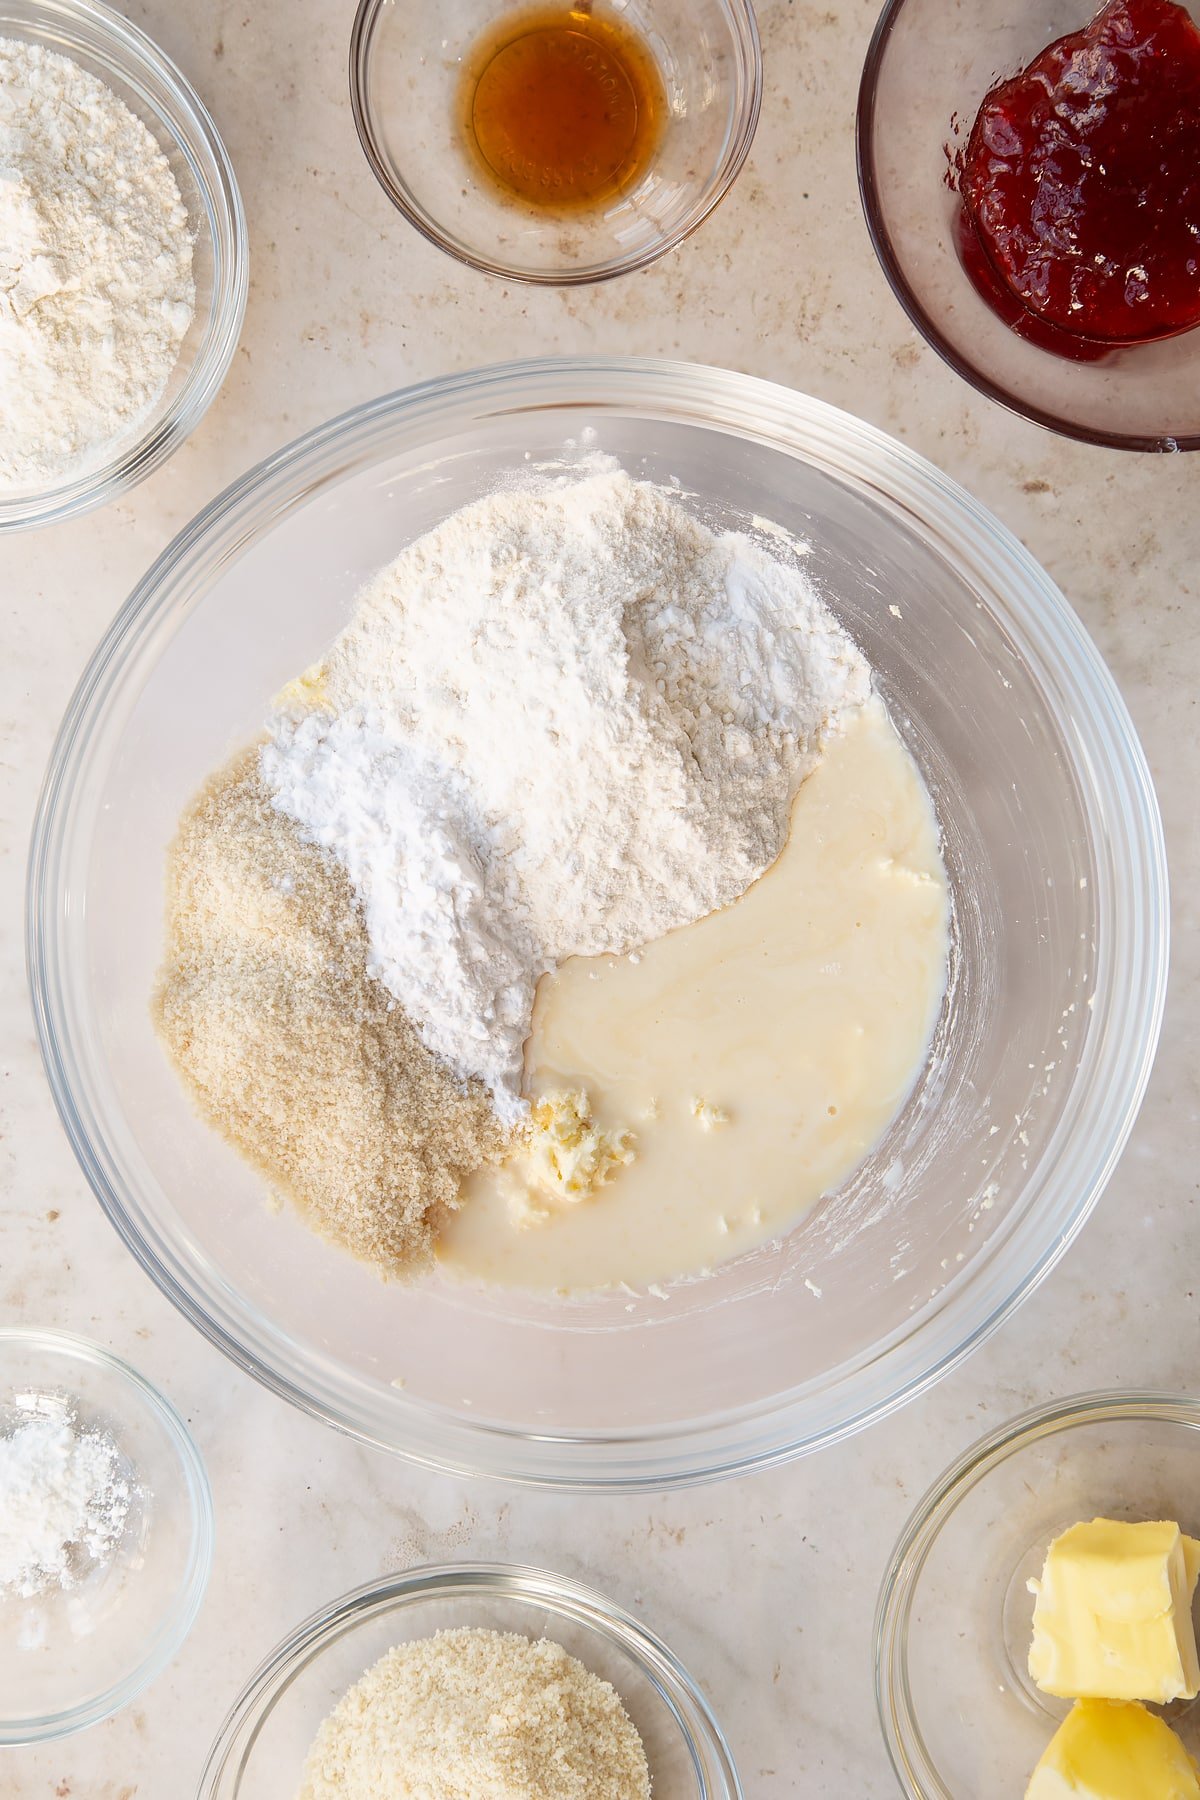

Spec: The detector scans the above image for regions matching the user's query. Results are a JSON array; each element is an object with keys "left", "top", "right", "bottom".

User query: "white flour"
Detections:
[
  {"left": 263, "top": 470, "right": 869, "bottom": 1121},
  {"left": 0, "top": 38, "right": 195, "bottom": 490},
  {"left": 0, "top": 1400, "right": 132, "bottom": 1597}
]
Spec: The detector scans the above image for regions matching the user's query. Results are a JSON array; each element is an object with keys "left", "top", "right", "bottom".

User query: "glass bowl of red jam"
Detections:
[{"left": 857, "top": 0, "right": 1200, "bottom": 449}]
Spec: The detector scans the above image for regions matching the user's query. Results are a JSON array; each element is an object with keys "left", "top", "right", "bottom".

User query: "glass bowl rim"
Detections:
[
  {"left": 26, "top": 354, "right": 1168, "bottom": 1490},
  {"left": 0, "top": 1324, "right": 215, "bottom": 1745},
  {"left": 197, "top": 1559, "right": 743, "bottom": 1798},
  {"left": 347, "top": 0, "right": 763, "bottom": 286},
  {"left": 855, "top": 0, "right": 1200, "bottom": 455},
  {"left": 874, "top": 1389, "right": 1200, "bottom": 1799},
  {"left": 0, "top": 0, "right": 249, "bottom": 532}
]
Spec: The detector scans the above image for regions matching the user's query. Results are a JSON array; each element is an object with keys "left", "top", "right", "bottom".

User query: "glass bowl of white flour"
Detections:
[
  {"left": 0, "top": 1327, "right": 213, "bottom": 1742},
  {"left": 27, "top": 357, "right": 1168, "bottom": 1488},
  {"left": 0, "top": 0, "right": 246, "bottom": 531}
]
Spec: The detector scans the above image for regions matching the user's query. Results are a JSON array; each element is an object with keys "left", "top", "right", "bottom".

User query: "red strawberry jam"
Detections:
[{"left": 960, "top": 0, "right": 1200, "bottom": 346}]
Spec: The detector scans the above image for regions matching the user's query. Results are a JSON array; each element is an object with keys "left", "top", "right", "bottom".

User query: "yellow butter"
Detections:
[
  {"left": 1025, "top": 1700, "right": 1200, "bottom": 1799},
  {"left": 516, "top": 1089, "right": 635, "bottom": 1209},
  {"left": 1029, "top": 1519, "right": 1200, "bottom": 1703}
]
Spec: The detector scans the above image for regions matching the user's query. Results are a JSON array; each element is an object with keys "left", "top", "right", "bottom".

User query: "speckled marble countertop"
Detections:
[{"left": 2, "top": 0, "right": 1197, "bottom": 1793}]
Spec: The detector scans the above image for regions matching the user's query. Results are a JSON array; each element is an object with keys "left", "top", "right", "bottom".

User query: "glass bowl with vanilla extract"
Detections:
[{"left": 349, "top": 0, "right": 762, "bottom": 283}]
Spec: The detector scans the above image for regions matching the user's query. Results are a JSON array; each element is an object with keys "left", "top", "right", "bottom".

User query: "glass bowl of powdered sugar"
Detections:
[
  {"left": 0, "top": 0, "right": 247, "bottom": 531},
  {"left": 0, "top": 1327, "right": 213, "bottom": 1743}
]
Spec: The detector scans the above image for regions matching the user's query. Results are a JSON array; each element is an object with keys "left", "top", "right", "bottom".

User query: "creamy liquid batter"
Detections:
[{"left": 438, "top": 697, "right": 950, "bottom": 1293}]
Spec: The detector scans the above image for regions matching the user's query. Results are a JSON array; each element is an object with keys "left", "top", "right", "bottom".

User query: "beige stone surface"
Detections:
[{"left": 1, "top": 0, "right": 1196, "bottom": 1793}]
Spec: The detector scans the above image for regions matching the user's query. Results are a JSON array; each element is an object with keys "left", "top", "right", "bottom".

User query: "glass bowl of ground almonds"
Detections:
[
  {"left": 0, "top": 0, "right": 247, "bottom": 531},
  {"left": 199, "top": 1563, "right": 741, "bottom": 1800},
  {"left": 28, "top": 357, "right": 1166, "bottom": 1489}
]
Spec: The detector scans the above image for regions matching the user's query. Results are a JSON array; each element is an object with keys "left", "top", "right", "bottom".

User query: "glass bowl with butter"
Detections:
[{"left": 876, "top": 1391, "right": 1200, "bottom": 1798}]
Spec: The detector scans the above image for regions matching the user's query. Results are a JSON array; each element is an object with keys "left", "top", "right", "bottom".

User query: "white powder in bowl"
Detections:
[
  {"left": 263, "top": 469, "right": 869, "bottom": 1121},
  {"left": 298, "top": 1627, "right": 651, "bottom": 1800},
  {"left": 0, "top": 1398, "right": 132, "bottom": 1598},
  {"left": 0, "top": 37, "right": 195, "bottom": 490}
]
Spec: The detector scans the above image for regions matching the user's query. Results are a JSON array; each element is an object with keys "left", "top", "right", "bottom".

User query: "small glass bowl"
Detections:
[
  {"left": 857, "top": 0, "right": 1200, "bottom": 451},
  {"left": 0, "top": 1328, "right": 213, "bottom": 1744},
  {"left": 875, "top": 1392, "right": 1200, "bottom": 1799},
  {"left": 0, "top": 0, "right": 248, "bottom": 531},
  {"left": 349, "top": 0, "right": 762, "bottom": 284},
  {"left": 199, "top": 1562, "right": 742, "bottom": 1798}
]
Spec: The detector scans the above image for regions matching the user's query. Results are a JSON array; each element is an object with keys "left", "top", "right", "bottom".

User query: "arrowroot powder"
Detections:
[
  {"left": 263, "top": 469, "right": 870, "bottom": 1122},
  {"left": 0, "top": 37, "right": 195, "bottom": 490},
  {"left": 0, "top": 1398, "right": 132, "bottom": 1598}
]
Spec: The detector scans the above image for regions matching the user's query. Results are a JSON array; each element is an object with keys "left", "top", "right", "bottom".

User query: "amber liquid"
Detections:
[{"left": 460, "top": 5, "right": 665, "bottom": 212}]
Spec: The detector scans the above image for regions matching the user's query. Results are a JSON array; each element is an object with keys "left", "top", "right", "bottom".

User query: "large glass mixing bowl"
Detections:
[{"left": 27, "top": 358, "right": 1167, "bottom": 1489}]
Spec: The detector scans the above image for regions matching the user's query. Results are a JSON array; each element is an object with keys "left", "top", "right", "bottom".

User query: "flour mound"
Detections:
[
  {"left": 263, "top": 470, "right": 869, "bottom": 1119},
  {"left": 298, "top": 1628, "right": 651, "bottom": 1800},
  {"left": 0, "top": 38, "right": 195, "bottom": 489}
]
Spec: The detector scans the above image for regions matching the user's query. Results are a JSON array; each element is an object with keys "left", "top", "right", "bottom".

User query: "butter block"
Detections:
[
  {"left": 1025, "top": 1700, "right": 1200, "bottom": 1799},
  {"left": 1029, "top": 1519, "right": 1200, "bottom": 1703}
]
